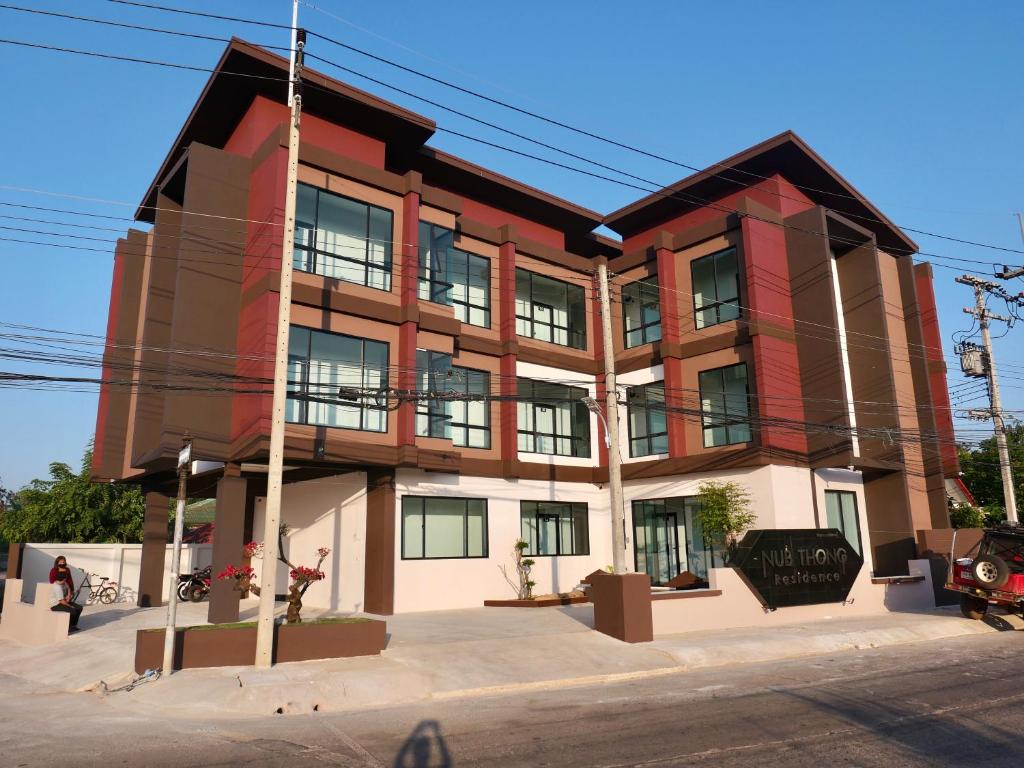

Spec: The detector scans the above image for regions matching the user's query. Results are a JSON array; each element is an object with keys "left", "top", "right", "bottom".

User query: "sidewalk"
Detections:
[{"left": 0, "top": 598, "right": 1020, "bottom": 719}]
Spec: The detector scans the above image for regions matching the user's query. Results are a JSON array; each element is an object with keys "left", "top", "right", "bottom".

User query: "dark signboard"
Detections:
[{"left": 730, "top": 529, "right": 863, "bottom": 609}]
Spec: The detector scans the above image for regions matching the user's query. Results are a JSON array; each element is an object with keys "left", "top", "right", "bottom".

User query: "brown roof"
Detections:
[{"left": 603, "top": 131, "right": 918, "bottom": 254}]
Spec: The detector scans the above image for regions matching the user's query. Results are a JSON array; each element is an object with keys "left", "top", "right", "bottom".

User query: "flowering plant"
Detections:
[
  {"left": 289, "top": 565, "right": 325, "bottom": 584},
  {"left": 216, "top": 564, "right": 256, "bottom": 582},
  {"left": 217, "top": 541, "right": 332, "bottom": 624},
  {"left": 243, "top": 541, "right": 264, "bottom": 559}
]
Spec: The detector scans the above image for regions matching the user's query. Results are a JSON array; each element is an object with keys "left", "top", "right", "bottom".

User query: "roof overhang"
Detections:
[{"left": 604, "top": 130, "right": 918, "bottom": 255}]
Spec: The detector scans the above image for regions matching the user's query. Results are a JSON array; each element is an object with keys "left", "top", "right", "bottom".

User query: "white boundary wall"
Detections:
[{"left": 19, "top": 543, "right": 213, "bottom": 603}]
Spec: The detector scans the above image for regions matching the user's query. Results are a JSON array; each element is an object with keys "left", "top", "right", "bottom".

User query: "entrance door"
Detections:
[{"left": 634, "top": 506, "right": 681, "bottom": 586}]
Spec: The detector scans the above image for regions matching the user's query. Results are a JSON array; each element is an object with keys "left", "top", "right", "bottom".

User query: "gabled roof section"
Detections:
[
  {"left": 604, "top": 131, "right": 918, "bottom": 255},
  {"left": 135, "top": 39, "right": 436, "bottom": 222}
]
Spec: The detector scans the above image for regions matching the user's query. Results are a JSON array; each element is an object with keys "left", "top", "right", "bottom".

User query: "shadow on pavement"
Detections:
[{"left": 393, "top": 720, "right": 452, "bottom": 768}]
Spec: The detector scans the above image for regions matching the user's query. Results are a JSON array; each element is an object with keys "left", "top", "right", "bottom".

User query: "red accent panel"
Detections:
[
  {"left": 92, "top": 248, "right": 126, "bottom": 476},
  {"left": 663, "top": 358, "right": 687, "bottom": 457},
  {"left": 498, "top": 239, "right": 518, "bottom": 461},
  {"left": 916, "top": 264, "right": 959, "bottom": 475},
  {"left": 461, "top": 198, "right": 564, "bottom": 250},
  {"left": 655, "top": 246, "right": 681, "bottom": 345}
]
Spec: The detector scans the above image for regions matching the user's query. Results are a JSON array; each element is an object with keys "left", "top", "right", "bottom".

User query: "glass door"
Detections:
[{"left": 633, "top": 502, "right": 681, "bottom": 586}]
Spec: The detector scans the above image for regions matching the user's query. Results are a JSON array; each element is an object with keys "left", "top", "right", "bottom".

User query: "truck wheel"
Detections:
[
  {"left": 972, "top": 555, "right": 1010, "bottom": 590},
  {"left": 960, "top": 594, "right": 988, "bottom": 620}
]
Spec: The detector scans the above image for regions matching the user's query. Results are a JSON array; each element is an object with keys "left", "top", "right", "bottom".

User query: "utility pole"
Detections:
[
  {"left": 591, "top": 263, "right": 627, "bottom": 573},
  {"left": 162, "top": 438, "right": 192, "bottom": 676},
  {"left": 255, "top": 1, "right": 305, "bottom": 669},
  {"left": 958, "top": 275, "right": 1018, "bottom": 524}
]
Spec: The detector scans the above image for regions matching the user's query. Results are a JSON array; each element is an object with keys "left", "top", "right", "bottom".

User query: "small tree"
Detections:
[
  {"left": 499, "top": 539, "right": 536, "bottom": 599},
  {"left": 949, "top": 503, "right": 985, "bottom": 529},
  {"left": 695, "top": 480, "right": 756, "bottom": 562}
]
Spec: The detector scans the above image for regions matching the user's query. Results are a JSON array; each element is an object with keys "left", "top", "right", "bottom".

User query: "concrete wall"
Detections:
[
  {"left": 651, "top": 558, "right": 936, "bottom": 636},
  {"left": 19, "top": 543, "right": 212, "bottom": 604}
]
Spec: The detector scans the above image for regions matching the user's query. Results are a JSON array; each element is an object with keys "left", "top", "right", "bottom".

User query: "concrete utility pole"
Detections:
[
  {"left": 958, "top": 275, "right": 1018, "bottom": 524},
  {"left": 592, "top": 263, "right": 627, "bottom": 574},
  {"left": 162, "top": 438, "right": 192, "bottom": 676},
  {"left": 255, "top": 1, "right": 305, "bottom": 669}
]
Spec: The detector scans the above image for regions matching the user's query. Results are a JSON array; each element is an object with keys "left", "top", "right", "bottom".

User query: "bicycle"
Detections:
[{"left": 73, "top": 572, "right": 120, "bottom": 606}]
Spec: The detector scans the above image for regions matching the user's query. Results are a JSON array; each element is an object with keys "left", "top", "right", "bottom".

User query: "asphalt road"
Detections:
[{"left": 3, "top": 630, "right": 1023, "bottom": 767}]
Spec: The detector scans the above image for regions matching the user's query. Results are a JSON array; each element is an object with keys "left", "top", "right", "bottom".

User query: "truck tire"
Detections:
[
  {"left": 972, "top": 555, "right": 1010, "bottom": 590},
  {"left": 960, "top": 593, "right": 988, "bottom": 620}
]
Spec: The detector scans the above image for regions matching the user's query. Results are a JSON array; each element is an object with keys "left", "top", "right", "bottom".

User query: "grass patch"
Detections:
[{"left": 143, "top": 617, "right": 371, "bottom": 633}]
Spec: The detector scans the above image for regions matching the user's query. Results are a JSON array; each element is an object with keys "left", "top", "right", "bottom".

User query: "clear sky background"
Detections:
[{"left": 0, "top": 1, "right": 1022, "bottom": 490}]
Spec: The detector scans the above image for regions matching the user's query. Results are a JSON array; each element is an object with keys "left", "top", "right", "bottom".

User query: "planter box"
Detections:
[
  {"left": 134, "top": 618, "right": 386, "bottom": 673},
  {"left": 484, "top": 596, "right": 589, "bottom": 608}
]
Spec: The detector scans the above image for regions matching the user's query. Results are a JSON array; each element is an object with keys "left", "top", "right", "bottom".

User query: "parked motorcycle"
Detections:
[{"left": 177, "top": 565, "right": 212, "bottom": 603}]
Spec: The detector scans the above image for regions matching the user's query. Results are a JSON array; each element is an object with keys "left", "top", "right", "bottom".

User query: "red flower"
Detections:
[
  {"left": 317, "top": 547, "right": 331, "bottom": 559},
  {"left": 216, "top": 564, "right": 256, "bottom": 581},
  {"left": 243, "top": 541, "right": 264, "bottom": 558},
  {"left": 289, "top": 566, "right": 325, "bottom": 583}
]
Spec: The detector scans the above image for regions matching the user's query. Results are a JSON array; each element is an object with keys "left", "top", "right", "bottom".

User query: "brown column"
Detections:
[
  {"left": 497, "top": 226, "right": 519, "bottom": 472},
  {"left": 655, "top": 233, "right": 687, "bottom": 457},
  {"left": 207, "top": 475, "right": 248, "bottom": 624},
  {"left": 6, "top": 543, "right": 25, "bottom": 579},
  {"left": 138, "top": 490, "right": 169, "bottom": 607},
  {"left": 397, "top": 173, "right": 421, "bottom": 449},
  {"left": 363, "top": 470, "right": 396, "bottom": 615}
]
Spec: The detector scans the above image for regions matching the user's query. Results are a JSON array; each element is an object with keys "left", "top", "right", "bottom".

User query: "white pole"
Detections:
[
  {"left": 162, "top": 440, "right": 191, "bottom": 675},
  {"left": 596, "top": 263, "right": 627, "bottom": 574},
  {"left": 255, "top": 1, "right": 303, "bottom": 669}
]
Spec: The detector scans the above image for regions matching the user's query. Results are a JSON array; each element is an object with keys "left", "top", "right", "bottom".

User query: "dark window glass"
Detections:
[
  {"left": 520, "top": 502, "right": 589, "bottom": 556},
  {"left": 632, "top": 497, "right": 725, "bottom": 584},
  {"left": 692, "top": 248, "right": 740, "bottom": 329},
  {"left": 698, "top": 363, "right": 751, "bottom": 448},
  {"left": 824, "top": 490, "right": 862, "bottom": 555},
  {"left": 401, "top": 496, "right": 488, "bottom": 559},
  {"left": 627, "top": 382, "right": 669, "bottom": 457},
  {"left": 516, "top": 378, "right": 591, "bottom": 458},
  {"left": 415, "top": 350, "right": 490, "bottom": 449},
  {"left": 418, "top": 222, "right": 491, "bottom": 327},
  {"left": 622, "top": 277, "right": 662, "bottom": 348},
  {"left": 515, "top": 268, "right": 586, "bottom": 349},
  {"left": 294, "top": 183, "right": 393, "bottom": 291},
  {"left": 286, "top": 325, "right": 388, "bottom": 432}
]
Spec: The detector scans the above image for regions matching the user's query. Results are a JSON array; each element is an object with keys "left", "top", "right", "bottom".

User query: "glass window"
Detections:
[
  {"left": 698, "top": 363, "right": 751, "bottom": 448},
  {"left": 517, "top": 379, "right": 591, "bottom": 458},
  {"left": 520, "top": 502, "right": 589, "bottom": 556},
  {"left": 418, "top": 222, "right": 491, "bottom": 327},
  {"left": 632, "top": 497, "right": 725, "bottom": 584},
  {"left": 286, "top": 325, "right": 388, "bottom": 432},
  {"left": 294, "top": 183, "right": 393, "bottom": 291},
  {"left": 622, "top": 277, "right": 662, "bottom": 348},
  {"left": 515, "top": 268, "right": 586, "bottom": 349},
  {"left": 415, "top": 350, "right": 491, "bottom": 449},
  {"left": 692, "top": 248, "right": 740, "bottom": 329},
  {"left": 401, "top": 496, "right": 488, "bottom": 559},
  {"left": 627, "top": 382, "right": 669, "bottom": 457},
  {"left": 825, "top": 490, "right": 862, "bottom": 555}
]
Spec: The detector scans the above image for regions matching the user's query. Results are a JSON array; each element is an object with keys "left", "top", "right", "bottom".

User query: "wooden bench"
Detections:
[{"left": 0, "top": 579, "right": 69, "bottom": 644}]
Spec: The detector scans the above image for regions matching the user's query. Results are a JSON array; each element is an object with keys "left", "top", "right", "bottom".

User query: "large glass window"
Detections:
[
  {"left": 294, "top": 183, "right": 393, "bottom": 291},
  {"left": 825, "top": 490, "right": 862, "bottom": 555},
  {"left": 698, "top": 363, "right": 752, "bottom": 448},
  {"left": 627, "top": 382, "right": 669, "bottom": 457},
  {"left": 286, "top": 326, "right": 388, "bottom": 432},
  {"left": 517, "top": 379, "right": 591, "bottom": 458},
  {"left": 515, "top": 269, "right": 586, "bottom": 349},
  {"left": 520, "top": 502, "right": 589, "bottom": 556},
  {"left": 418, "top": 222, "right": 491, "bottom": 327},
  {"left": 415, "top": 350, "right": 490, "bottom": 449},
  {"left": 401, "top": 496, "right": 488, "bottom": 559},
  {"left": 632, "top": 497, "right": 724, "bottom": 584},
  {"left": 622, "top": 277, "right": 662, "bottom": 348},
  {"left": 692, "top": 248, "right": 740, "bottom": 329}
]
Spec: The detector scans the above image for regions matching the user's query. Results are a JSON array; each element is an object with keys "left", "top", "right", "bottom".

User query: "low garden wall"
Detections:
[{"left": 134, "top": 617, "right": 387, "bottom": 673}]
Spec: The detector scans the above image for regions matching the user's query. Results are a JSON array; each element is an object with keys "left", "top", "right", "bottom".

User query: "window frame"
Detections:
[
  {"left": 824, "top": 489, "right": 863, "bottom": 555},
  {"left": 698, "top": 363, "right": 752, "bottom": 448},
  {"left": 520, "top": 501, "right": 590, "bottom": 556},
  {"left": 400, "top": 496, "right": 489, "bottom": 560},
  {"left": 631, "top": 496, "right": 725, "bottom": 584},
  {"left": 515, "top": 268, "right": 587, "bottom": 350},
  {"left": 294, "top": 183, "right": 394, "bottom": 292},
  {"left": 626, "top": 381, "right": 669, "bottom": 458},
  {"left": 622, "top": 276, "right": 662, "bottom": 348},
  {"left": 286, "top": 325, "right": 389, "bottom": 433},
  {"left": 415, "top": 350, "right": 491, "bottom": 449},
  {"left": 516, "top": 378, "right": 592, "bottom": 458},
  {"left": 691, "top": 247, "right": 741, "bottom": 330},
  {"left": 418, "top": 222, "right": 491, "bottom": 328}
]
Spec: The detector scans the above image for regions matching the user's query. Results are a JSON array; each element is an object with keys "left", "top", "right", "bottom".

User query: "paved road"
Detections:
[{"left": 3, "top": 630, "right": 1023, "bottom": 767}]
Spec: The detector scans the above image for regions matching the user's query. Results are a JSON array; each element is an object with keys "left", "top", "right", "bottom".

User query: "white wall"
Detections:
[
  {"left": 250, "top": 472, "right": 367, "bottom": 613},
  {"left": 19, "top": 543, "right": 212, "bottom": 603}
]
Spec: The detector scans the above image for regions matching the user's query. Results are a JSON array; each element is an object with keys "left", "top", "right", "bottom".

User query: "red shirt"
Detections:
[{"left": 48, "top": 567, "right": 74, "bottom": 597}]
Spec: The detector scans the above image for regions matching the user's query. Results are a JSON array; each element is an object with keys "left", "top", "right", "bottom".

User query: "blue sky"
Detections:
[{"left": 1, "top": 1, "right": 1022, "bottom": 489}]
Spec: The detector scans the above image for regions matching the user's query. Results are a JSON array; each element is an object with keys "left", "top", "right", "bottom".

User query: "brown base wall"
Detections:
[
  {"left": 483, "top": 596, "right": 589, "bottom": 608},
  {"left": 590, "top": 573, "right": 653, "bottom": 643},
  {"left": 134, "top": 619, "right": 387, "bottom": 674}
]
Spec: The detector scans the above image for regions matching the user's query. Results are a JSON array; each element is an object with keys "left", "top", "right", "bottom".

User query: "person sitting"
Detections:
[{"left": 48, "top": 556, "right": 82, "bottom": 633}]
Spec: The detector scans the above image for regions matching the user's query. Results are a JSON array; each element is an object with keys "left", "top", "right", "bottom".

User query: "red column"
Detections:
[
  {"left": 498, "top": 226, "right": 518, "bottom": 468},
  {"left": 397, "top": 173, "right": 421, "bottom": 448},
  {"left": 655, "top": 234, "right": 687, "bottom": 457}
]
